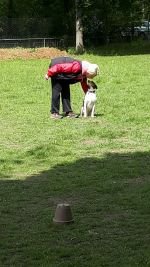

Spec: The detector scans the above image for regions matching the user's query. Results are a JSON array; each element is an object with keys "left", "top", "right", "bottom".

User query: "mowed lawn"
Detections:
[{"left": 0, "top": 47, "right": 150, "bottom": 267}]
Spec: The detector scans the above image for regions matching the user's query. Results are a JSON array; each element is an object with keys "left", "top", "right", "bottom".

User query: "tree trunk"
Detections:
[{"left": 75, "top": 0, "right": 84, "bottom": 54}]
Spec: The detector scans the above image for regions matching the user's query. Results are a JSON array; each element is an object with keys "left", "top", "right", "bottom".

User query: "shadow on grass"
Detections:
[
  {"left": 95, "top": 113, "right": 104, "bottom": 117},
  {"left": 0, "top": 151, "right": 150, "bottom": 266},
  {"left": 86, "top": 41, "right": 150, "bottom": 56}
]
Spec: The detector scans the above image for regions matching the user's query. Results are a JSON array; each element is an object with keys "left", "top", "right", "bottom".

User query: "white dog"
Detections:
[{"left": 80, "top": 80, "right": 97, "bottom": 117}]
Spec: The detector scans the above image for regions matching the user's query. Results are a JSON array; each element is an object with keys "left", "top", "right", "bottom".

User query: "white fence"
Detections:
[{"left": 0, "top": 37, "right": 64, "bottom": 49}]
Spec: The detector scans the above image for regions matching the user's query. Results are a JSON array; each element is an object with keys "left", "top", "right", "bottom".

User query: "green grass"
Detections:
[{"left": 0, "top": 48, "right": 150, "bottom": 267}]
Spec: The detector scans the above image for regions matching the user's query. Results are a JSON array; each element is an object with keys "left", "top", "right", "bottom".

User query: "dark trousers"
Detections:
[{"left": 51, "top": 79, "right": 72, "bottom": 114}]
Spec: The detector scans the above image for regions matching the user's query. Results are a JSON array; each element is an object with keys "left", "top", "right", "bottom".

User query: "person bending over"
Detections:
[{"left": 45, "top": 56, "right": 99, "bottom": 119}]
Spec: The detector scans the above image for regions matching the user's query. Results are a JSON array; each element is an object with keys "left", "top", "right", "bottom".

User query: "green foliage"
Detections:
[{"left": 0, "top": 0, "right": 149, "bottom": 39}]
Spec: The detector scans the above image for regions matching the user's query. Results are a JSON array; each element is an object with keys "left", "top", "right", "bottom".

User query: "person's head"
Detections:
[{"left": 82, "top": 61, "right": 100, "bottom": 78}]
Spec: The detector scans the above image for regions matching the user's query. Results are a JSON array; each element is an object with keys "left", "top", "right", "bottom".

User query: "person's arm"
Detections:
[{"left": 80, "top": 77, "right": 89, "bottom": 93}]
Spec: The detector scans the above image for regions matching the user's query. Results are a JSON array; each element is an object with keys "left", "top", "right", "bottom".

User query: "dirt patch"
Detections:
[{"left": 0, "top": 47, "right": 67, "bottom": 60}]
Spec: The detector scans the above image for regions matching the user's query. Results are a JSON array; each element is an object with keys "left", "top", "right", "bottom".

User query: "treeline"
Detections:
[{"left": 0, "top": 0, "right": 149, "bottom": 42}]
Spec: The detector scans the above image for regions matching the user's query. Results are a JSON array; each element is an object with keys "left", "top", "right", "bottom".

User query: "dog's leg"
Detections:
[
  {"left": 84, "top": 103, "right": 87, "bottom": 117},
  {"left": 80, "top": 100, "right": 84, "bottom": 117},
  {"left": 91, "top": 105, "right": 95, "bottom": 117},
  {"left": 82, "top": 100, "right": 87, "bottom": 117},
  {"left": 80, "top": 107, "right": 83, "bottom": 117}
]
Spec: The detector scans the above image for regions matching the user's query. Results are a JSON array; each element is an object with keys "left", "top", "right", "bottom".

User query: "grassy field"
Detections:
[{"left": 0, "top": 46, "right": 150, "bottom": 266}]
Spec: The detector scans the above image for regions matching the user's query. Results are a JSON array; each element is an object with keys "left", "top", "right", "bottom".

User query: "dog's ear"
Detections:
[
  {"left": 90, "top": 81, "right": 97, "bottom": 89},
  {"left": 87, "top": 80, "right": 97, "bottom": 89},
  {"left": 87, "top": 80, "right": 92, "bottom": 88}
]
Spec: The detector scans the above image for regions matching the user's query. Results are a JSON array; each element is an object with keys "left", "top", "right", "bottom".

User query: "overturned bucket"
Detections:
[{"left": 53, "top": 203, "right": 74, "bottom": 224}]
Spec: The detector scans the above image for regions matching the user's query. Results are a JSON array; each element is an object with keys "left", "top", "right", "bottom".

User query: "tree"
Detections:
[
  {"left": 75, "top": 0, "right": 84, "bottom": 53},
  {"left": 0, "top": 0, "right": 149, "bottom": 43},
  {"left": 75, "top": 0, "right": 94, "bottom": 53}
]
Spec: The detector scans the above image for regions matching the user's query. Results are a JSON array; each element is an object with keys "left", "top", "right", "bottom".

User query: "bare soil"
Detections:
[{"left": 0, "top": 47, "right": 67, "bottom": 60}]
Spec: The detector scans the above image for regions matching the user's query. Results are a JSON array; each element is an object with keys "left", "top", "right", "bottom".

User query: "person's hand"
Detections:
[{"left": 45, "top": 74, "right": 49, "bottom": 80}]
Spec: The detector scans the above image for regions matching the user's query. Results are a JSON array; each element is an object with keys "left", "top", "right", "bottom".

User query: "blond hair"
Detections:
[{"left": 82, "top": 61, "right": 100, "bottom": 78}]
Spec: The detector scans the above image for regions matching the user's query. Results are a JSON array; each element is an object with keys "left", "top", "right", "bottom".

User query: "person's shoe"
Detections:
[
  {"left": 65, "top": 112, "right": 79, "bottom": 118},
  {"left": 51, "top": 113, "right": 63, "bottom": 119}
]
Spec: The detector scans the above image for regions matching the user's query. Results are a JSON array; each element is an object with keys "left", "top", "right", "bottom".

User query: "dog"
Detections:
[{"left": 80, "top": 80, "right": 97, "bottom": 117}]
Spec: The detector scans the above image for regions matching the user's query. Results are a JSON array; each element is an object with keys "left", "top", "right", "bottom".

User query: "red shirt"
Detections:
[{"left": 47, "top": 57, "right": 89, "bottom": 93}]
